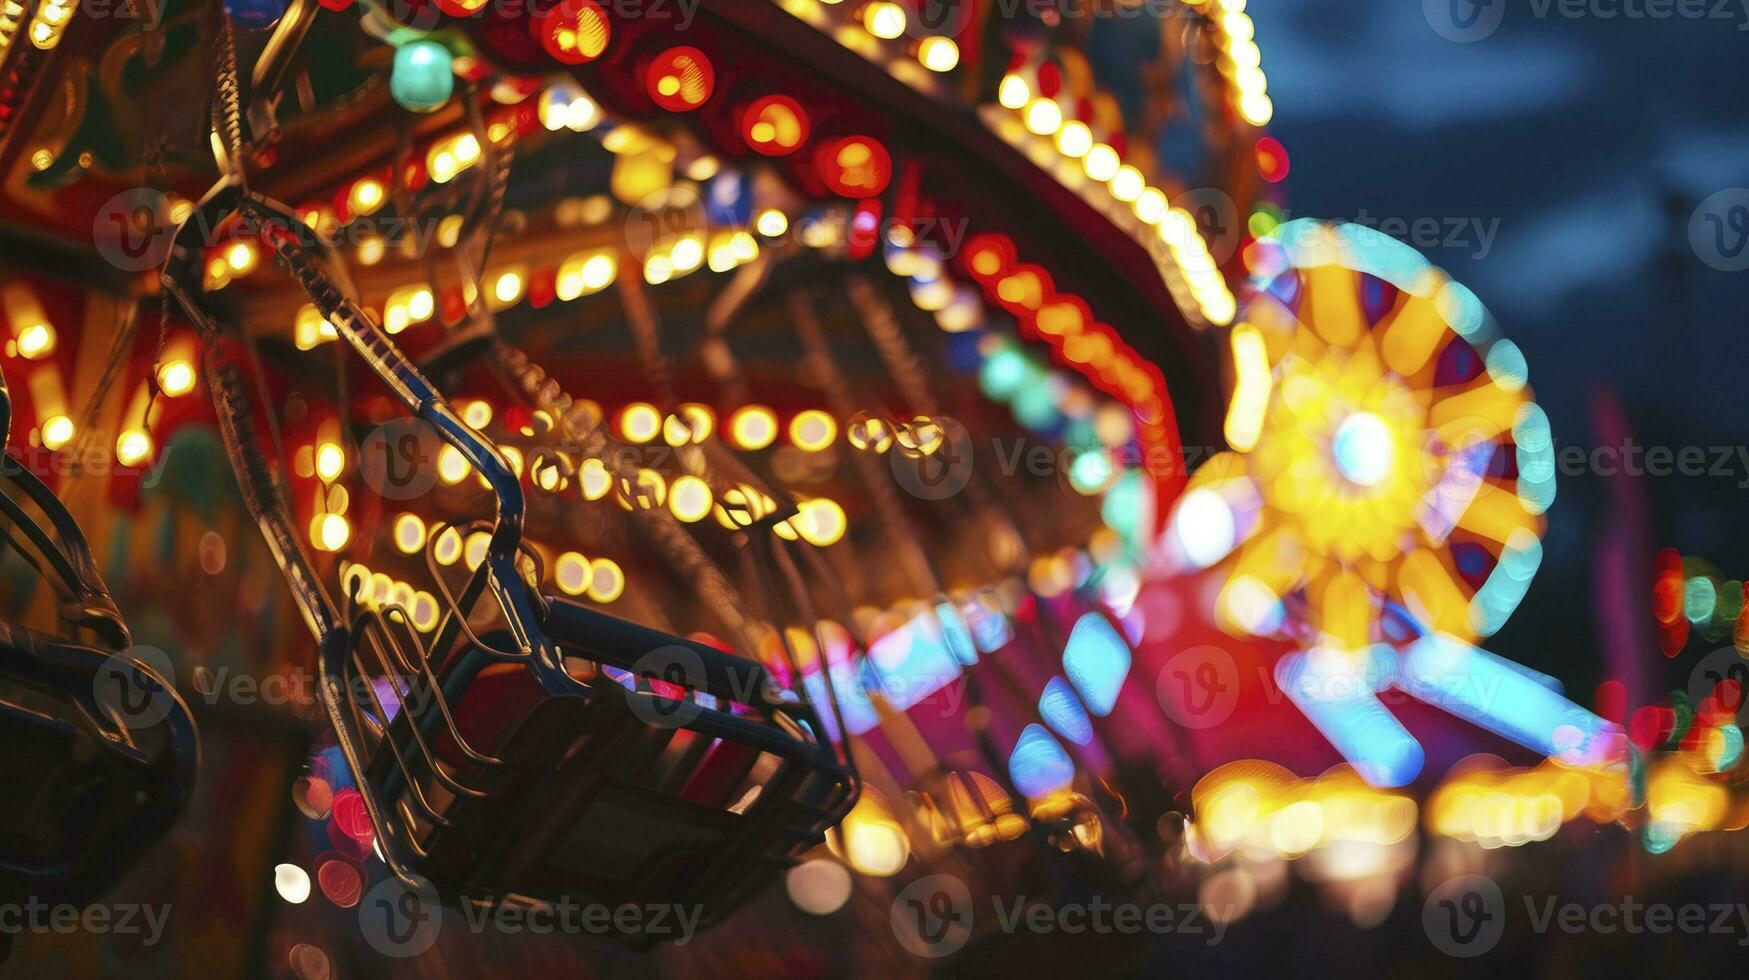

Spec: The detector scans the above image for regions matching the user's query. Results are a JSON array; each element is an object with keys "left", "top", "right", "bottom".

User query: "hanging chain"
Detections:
[
  {"left": 142, "top": 134, "right": 173, "bottom": 435},
  {"left": 214, "top": 16, "right": 248, "bottom": 185}
]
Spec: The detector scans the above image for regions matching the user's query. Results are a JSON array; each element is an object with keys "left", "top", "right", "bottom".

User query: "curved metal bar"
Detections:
[
  {"left": 0, "top": 371, "right": 131, "bottom": 649},
  {"left": 162, "top": 180, "right": 421, "bottom": 888},
  {"left": 158, "top": 177, "right": 589, "bottom": 891},
  {"left": 163, "top": 182, "right": 556, "bottom": 671}
]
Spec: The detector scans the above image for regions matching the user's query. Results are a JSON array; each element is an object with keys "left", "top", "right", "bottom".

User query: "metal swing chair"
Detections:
[
  {"left": 161, "top": 180, "right": 856, "bottom": 935},
  {"left": 0, "top": 369, "right": 199, "bottom": 949}
]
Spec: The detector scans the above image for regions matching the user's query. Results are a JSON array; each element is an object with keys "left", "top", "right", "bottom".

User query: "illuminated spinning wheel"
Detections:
[{"left": 1163, "top": 219, "right": 1617, "bottom": 786}]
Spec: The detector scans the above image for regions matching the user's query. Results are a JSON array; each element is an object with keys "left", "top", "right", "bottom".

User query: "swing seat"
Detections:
[
  {"left": 357, "top": 597, "right": 853, "bottom": 934},
  {"left": 0, "top": 625, "right": 198, "bottom": 906}
]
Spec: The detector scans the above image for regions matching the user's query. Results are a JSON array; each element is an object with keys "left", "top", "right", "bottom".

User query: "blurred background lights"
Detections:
[
  {"left": 1173, "top": 488, "right": 1238, "bottom": 569},
  {"left": 619, "top": 403, "right": 662, "bottom": 444},
  {"left": 555, "top": 551, "right": 591, "bottom": 596},
  {"left": 17, "top": 321, "right": 55, "bottom": 358},
  {"left": 918, "top": 36, "right": 958, "bottom": 72},
  {"left": 389, "top": 40, "right": 454, "bottom": 114},
  {"left": 668, "top": 475, "right": 714, "bottom": 523},
  {"left": 743, "top": 95, "right": 809, "bottom": 155},
  {"left": 274, "top": 863, "right": 311, "bottom": 904},
  {"left": 40, "top": 415, "right": 74, "bottom": 449},
  {"left": 785, "top": 858, "right": 852, "bottom": 915},
  {"left": 647, "top": 46, "right": 714, "bottom": 112},
  {"left": 392, "top": 513, "right": 426, "bottom": 554},
  {"left": 789, "top": 409, "right": 837, "bottom": 451},
  {"left": 116, "top": 429, "right": 153, "bottom": 467},
  {"left": 834, "top": 789, "right": 909, "bottom": 876},
  {"left": 1007, "top": 725, "right": 1076, "bottom": 800},
  {"left": 537, "top": 0, "right": 611, "bottom": 65},
  {"left": 863, "top": 2, "right": 905, "bottom": 39}
]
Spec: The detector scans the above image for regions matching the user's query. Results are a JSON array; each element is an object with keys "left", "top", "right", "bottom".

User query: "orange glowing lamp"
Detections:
[
  {"left": 536, "top": 0, "right": 611, "bottom": 65},
  {"left": 817, "top": 136, "right": 891, "bottom": 199},
  {"left": 646, "top": 46, "right": 714, "bottom": 112},
  {"left": 742, "top": 95, "right": 810, "bottom": 156}
]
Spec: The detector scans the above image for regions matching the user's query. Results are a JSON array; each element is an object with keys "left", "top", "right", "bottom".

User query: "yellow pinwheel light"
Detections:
[{"left": 1176, "top": 220, "right": 1551, "bottom": 651}]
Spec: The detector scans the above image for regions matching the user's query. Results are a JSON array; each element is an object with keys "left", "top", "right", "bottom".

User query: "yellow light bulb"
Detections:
[
  {"left": 756, "top": 209, "right": 789, "bottom": 238},
  {"left": 315, "top": 442, "right": 345, "bottom": 482},
  {"left": 17, "top": 322, "right": 55, "bottom": 358},
  {"left": 431, "top": 527, "right": 463, "bottom": 565},
  {"left": 349, "top": 179, "right": 385, "bottom": 215},
  {"left": 668, "top": 475, "right": 713, "bottom": 523},
  {"left": 1024, "top": 98, "right": 1063, "bottom": 136},
  {"left": 555, "top": 551, "right": 591, "bottom": 596},
  {"left": 588, "top": 557, "right": 625, "bottom": 602},
  {"left": 729, "top": 405, "right": 778, "bottom": 450},
  {"left": 581, "top": 254, "right": 616, "bottom": 290},
  {"left": 462, "top": 400, "right": 493, "bottom": 430},
  {"left": 865, "top": 1, "right": 905, "bottom": 39},
  {"left": 1055, "top": 121, "right": 1093, "bottom": 158},
  {"left": 393, "top": 513, "right": 427, "bottom": 554},
  {"left": 918, "top": 36, "right": 959, "bottom": 72},
  {"left": 463, "top": 532, "right": 490, "bottom": 570},
  {"left": 227, "top": 241, "right": 257, "bottom": 274},
  {"left": 620, "top": 403, "right": 662, "bottom": 444},
  {"left": 40, "top": 415, "right": 74, "bottom": 449},
  {"left": 1083, "top": 144, "right": 1120, "bottom": 182},
  {"left": 437, "top": 445, "right": 470, "bottom": 485},
  {"left": 580, "top": 458, "right": 612, "bottom": 501},
  {"left": 157, "top": 359, "right": 196, "bottom": 396},
  {"left": 312, "top": 512, "right": 350, "bottom": 552},
  {"left": 115, "top": 429, "right": 153, "bottom": 467},
  {"left": 1110, "top": 166, "right": 1145, "bottom": 202},
  {"left": 788, "top": 410, "right": 837, "bottom": 452},
  {"left": 797, "top": 498, "right": 847, "bottom": 546}
]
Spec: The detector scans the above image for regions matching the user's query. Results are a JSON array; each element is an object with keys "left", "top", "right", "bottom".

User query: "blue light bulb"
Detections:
[
  {"left": 224, "top": 0, "right": 286, "bottom": 29},
  {"left": 391, "top": 41, "right": 455, "bottom": 115}
]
